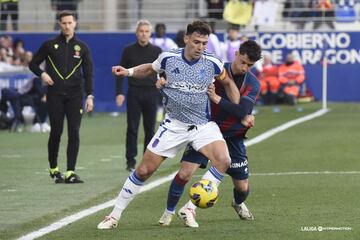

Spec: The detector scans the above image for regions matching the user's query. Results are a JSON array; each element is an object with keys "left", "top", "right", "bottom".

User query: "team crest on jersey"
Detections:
[
  {"left": 199, "top": 69, "right": 206, "bottom": 79},
  {"left": 74, "top": 45, "right": 81, "bottom": 58}
]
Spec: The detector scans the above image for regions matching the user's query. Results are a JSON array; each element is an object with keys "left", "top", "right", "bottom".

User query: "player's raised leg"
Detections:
[
  {"left": 198, "top": 139, "right": 230, "bottom": 184},
  {"left": 177, "top": 123, "right": 230, "bottom": 227},
  {"left": 97, "top": 150, "right": 165, "bottom": 229}
]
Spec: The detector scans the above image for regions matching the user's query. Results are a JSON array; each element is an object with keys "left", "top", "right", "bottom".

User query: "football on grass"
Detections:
[{"left": 189, "top": 179, "right": 218, "bottom": 209}]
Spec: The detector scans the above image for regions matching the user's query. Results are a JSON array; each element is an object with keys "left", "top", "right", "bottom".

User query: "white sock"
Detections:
[
  {"left": 202, "top": 166, "right": 224, "bottom": 186},
  {"left": 110, "top": 172, "right": 144, "bottom": 220},
  {"left": 184, "top": 200, "right": 197, "bottom": 211},
  {"left": 166, "top": 209, "right": 175, "bottom": 215}
]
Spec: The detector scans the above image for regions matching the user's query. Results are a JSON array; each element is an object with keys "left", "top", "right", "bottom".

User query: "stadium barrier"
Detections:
[
  {"left": 0, "top": 70, "right": 34, "bottom": 98},
  {"left": 2, "top": 31, "right": 359, "bottom": 112}
]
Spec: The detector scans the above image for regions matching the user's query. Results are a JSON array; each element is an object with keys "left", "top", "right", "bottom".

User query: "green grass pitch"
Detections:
[{"left": 0, "top": 102, "right": 359, "bottom": 240}]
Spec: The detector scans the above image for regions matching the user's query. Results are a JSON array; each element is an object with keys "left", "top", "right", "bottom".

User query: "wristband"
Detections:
[
  {"left": 87, "top": 95, "right": 94, "bottom": 99},
  {"left": 128, "top": 68, "right": 134, "bottom": 77}
]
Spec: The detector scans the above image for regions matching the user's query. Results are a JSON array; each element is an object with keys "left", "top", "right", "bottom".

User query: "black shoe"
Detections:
[
  {"left": 65, "top": 173, "right": 84, "bottom": 184},
  {"left": 50, "top": 171, "right": 65, "bottom": 184},
  {"left": 126, "top": 164, "right": 135, "bottom": 172}
]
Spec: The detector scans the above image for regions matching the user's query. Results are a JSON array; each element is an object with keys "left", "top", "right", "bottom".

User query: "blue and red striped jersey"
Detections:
[{"left": 212, "top": 62, "right": 260, "bottom": 138}]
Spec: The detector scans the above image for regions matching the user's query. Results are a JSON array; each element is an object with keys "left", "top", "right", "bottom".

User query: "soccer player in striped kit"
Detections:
[
  {"left": 158, "top": 40, "right": 262, "bottom": 227},
  {"left": 98, "top": 20, "right": 240, "bottom": 230}
]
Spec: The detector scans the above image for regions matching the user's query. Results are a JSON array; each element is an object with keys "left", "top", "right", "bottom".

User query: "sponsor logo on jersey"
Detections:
[
  {"left": 230, "top": 159, "right": 248, "bottom": 169},
  {"left": 73, "top": 51, "right": 81, "bottom": 58},
  {"left": 171, "top": 81, "right": 207, "bottom": 93}
]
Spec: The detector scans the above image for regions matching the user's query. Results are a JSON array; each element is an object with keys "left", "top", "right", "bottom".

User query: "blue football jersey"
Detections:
[{"left": 152, "top": 48, "right": 223, "bottom": 124}]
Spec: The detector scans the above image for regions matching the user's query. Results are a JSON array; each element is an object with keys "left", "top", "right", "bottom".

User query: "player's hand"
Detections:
[
  {"left": 156, "top": 77, "right": 167, "bottom": 89},
  {"left": 116, "top": 94, "right": 125, "bottom": 107},
  {"left": 40, "top": 72, "right": 54, "bottom": 86},
  {"left": 112, "top": 66, "right": 129, "bottom": 77},
  {"left": 207, "top": 83, "right": 221, "bottom": 104},
  {"left": 85, "top": 97, "right": 94, "bottom": 113},
  {"left": 241, "top": 115, "right": 255, "bottom": 128}
]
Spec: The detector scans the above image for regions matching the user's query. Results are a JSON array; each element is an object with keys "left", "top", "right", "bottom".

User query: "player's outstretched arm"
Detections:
[
  {"left": 215, "top": 70, "right": 240, "bottom": 104},
  {"left": 207, "top": 85, "right": 254, "bottom": 128},
  {"left": 112, "top": 63, "right": 155, "bottom": 79}
]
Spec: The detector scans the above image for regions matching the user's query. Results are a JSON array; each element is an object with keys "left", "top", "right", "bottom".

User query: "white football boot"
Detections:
[
  {"left": 158, "top": 210, "right": 174, "bottom": 226},
  {"left": 30, "top": 123, "right": 41, "bottom": 133},
  {"left": 178, "top": 206, "right": 199, "bottom": 228},
  {"left": 97, "top": 216, "right": 118, "bottom": 229},
  {"left": 231, "top": 200, "right": 254, "bottom": 220},
  {"left": 41, "top": 122, "right": 51, "bottom": 132}
]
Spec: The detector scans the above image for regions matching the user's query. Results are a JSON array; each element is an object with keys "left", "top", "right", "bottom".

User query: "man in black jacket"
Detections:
[
  {"left": 115, "top": 19, "right": 162, "bottom": 171},
  {"left": 29, "top": 10, "right": 93, "bottom": 184}
]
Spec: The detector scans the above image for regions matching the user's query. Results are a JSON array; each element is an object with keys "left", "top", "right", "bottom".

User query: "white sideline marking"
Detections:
[
  {"left": 251, "top": 171, "right": 360, "bottom": 176},
  {"left": 245, "top": 108, "right": 329, "bottom": 147},
  {"left": 191, "top": 171, "right": 360, "bottom": 179},
  {"left": 0, "top": 154, "right": 21, "bottom": 158},
  {"left": 17, "top": 109, "right": 329, "bottom": 240},
  {"left": 17, "top": 172, "right": 177, "bottom": 240}
]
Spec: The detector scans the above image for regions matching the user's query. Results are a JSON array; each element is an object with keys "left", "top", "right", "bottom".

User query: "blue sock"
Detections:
[
  {"left": 166, "top": 173, "right": 188, "bottom": 212},
  {"left": 233, "top": 187, "right": 250, "bottom": 205},
  {"left": 129, "top": 171, "right": 145, "bottom": 186}
]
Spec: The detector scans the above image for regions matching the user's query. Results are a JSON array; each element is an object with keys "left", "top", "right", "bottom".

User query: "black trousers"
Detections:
[
  {"left": 0, "top": 88, "right": 21, "bottom": 121},
  {"left": 125, "top": 86, "right": 159, "bottom": 167},
  {"left": 47, "top": 93, "right": 82, "bottom": 171},
  {"left": 30, "top": 96, "right": 47, "bottom": 123},
  {"left": 0, "top": 2, "right": 18, "bottom": 31},
  {"left": 0, "top": 88, "right": 47, "bottom": 123}
]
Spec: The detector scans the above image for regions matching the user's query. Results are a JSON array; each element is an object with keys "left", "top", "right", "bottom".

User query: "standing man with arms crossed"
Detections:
[
  {"left": 29, "top": 10, "right": 93, "bottom": 184},
  {"left": 116, "top": 20, "right": 162, "bottom": 172},
  {"left": 158, "top": 40, "right": 262, "bottom": 227},
  {"left": 97, "top": 20, "right": 239, "bottom": 230}
]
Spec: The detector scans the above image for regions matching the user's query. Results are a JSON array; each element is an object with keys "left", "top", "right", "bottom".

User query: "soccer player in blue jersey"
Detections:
[
  {"left": 158, "top": 40, "right": 262, "bottom": 227},
  {"left": 97, "top": 20, "right": 240, "bottom": 229}
]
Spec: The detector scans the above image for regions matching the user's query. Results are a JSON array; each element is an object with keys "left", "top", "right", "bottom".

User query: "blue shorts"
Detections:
[{"left": 181, "top": 136, "right": 249, "bottom": 180}]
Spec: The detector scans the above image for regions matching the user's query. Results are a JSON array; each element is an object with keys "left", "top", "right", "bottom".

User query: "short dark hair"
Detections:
[
  {"left": 239, "top": 40, "right": 262, "bottom": 62},
  {"left": 155, "top": 23, "right": 166, "bottom": 31},
  {"left": 58, "top": 10, "right": 76, "bottom": 21},
  {"left": 185, "top": 20, "right": 211, "bottom": 36}
]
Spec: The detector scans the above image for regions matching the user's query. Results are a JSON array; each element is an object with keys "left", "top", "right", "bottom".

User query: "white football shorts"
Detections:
[{"left": 147, "top": 115, "right": 224, "bottom": 158}]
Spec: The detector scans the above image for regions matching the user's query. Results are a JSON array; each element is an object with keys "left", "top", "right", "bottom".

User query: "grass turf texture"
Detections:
[{"left": 0, "top": 102, "right": 359, "bottom": 239}]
